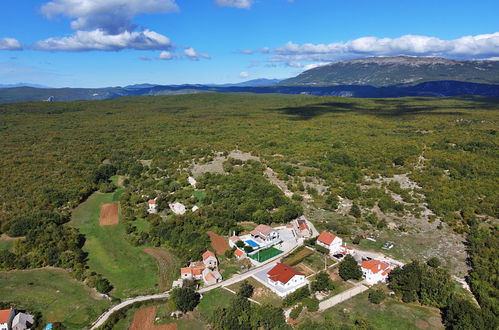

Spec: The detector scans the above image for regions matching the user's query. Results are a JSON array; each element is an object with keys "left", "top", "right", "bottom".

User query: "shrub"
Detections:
[
  {"left": 95, "top": 278, "right": 113, "bottom": 294},
  {"left": 368, "top": 289, "right": 386, "bottom": 304},
  {"left": 426, "top": 257, "right": 441, "bottom": 268},
  {"left": 283, "top": 286, "right": 310, "bottom": 307},
  {"left": 311, "top": 272, "right": 335, "bottom": 292},
  {"left": 237, "top": 280, "right": 254, "bottom": 298},
  {"left": 303, "top": 297, "right": 319, "bottom": 312},
  {"left": 289, "top": 304, "right": 303, "bottom": 319}
]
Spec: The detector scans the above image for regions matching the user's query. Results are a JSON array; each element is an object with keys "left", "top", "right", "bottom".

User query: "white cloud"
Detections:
[
  {"left": 41, "top": 0, "right": 178, "bottom": 34},
  {"left": 34, "top": 29, "right": 171, "bottom": 51},
  {"left": 239, "top": 71, "right": 249, "bottom": 78},
  {"left": 0, "top": 38, "right": 22, "bottom": 50},
  {"left": 184, "top": 47, "right": 210, "bottom": 61},
  {"left": 286, "top": 61, "right": 302, "bottom": 68},
  {"left": 158, "top": 50, "right": 180, "bottom": 60},
  {"left": 215, "top": 0, "right": 252, "bottom": 9},
  {"left": 271, "top": 33, "right": 499, "bottom": 62}
]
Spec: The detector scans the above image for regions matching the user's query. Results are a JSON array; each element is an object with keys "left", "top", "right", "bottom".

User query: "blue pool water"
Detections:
[{"left": 245, "top": 239, "right": 259, "bottom": 248}]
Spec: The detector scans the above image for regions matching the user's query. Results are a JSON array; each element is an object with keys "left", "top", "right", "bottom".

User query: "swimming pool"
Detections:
[{"left": 245, "top": 239, "right": 260, "bottom": 248}]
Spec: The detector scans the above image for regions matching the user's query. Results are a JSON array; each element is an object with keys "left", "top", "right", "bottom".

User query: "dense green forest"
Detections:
[{"left": 0, "top": 93, "right": 497, "bottom": 326}]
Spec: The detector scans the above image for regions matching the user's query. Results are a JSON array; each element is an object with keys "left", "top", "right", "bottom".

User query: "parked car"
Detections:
[
  {"left": 333, "top": 254, "right": 344, "bottom": 259},
  {"left": 382, "top": 242, "right": 394, "bottom": 250}
]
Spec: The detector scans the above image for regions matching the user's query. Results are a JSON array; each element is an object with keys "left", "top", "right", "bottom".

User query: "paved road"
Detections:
[{"left": 90, "top": 243, "right": 301, "bottom": 329}]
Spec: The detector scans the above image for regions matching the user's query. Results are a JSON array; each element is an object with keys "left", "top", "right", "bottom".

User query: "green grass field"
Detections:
[
  {"left": 70, "top": 190, "right": 159, "bottom": 298},
  {"left": 227, "top": 277, "right": 282, "bottom": 307},
  {"left": 0, "top": 237, "right": 14, "bottom": 251},
  {"left": 197, "top": 288, "right": 235, "bottom": 319},
  {"left": 0, "top": 268, "right": 110, "bottom": 329},
  {"left": 250, "top": 247, "right": 283, "bottom": 262},
  {"left": 311, "top": 290, "right": 443, "bottom": 329}
]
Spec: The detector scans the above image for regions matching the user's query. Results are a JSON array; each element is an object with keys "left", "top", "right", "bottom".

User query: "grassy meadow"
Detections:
[
  {"left": 70, "top": 189, "right": 159, "bottom": 298},
  {"left": 0, "top": 268, "right": 110, "bottom": 329}
]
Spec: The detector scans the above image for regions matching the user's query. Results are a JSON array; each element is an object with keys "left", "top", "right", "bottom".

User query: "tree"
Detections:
[
  {"left": 171, "top": 287, "right": 200, "bottom": 312},
  {"left": 311, "top": 272, "right": 335, "bottom": 292},
  {"left": 443, "top": 296, "right": 485, "bottom": 330},
  {"left": 95, "top": 278, "right": 113, "bottom": 294},
  {"left": 368, "top": 289, "right": 386, "bottom": 304},
  {"left": 237, "top": 280, "right": 254, "bottom": 298},
  {"left": 289, "top": 304, "right": 303, "bottom": 319},
  {"left": 339, "top": 255, "right": 362, "bottom": 281},
  {"left": 244, "top": 245, "right": 254, "bottom": 253}
]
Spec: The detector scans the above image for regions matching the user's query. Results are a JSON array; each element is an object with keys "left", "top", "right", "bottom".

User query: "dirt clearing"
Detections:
[
  {"left": 143, "top": 248, "right": 176, "bottom": 290},
  {"left": 207, "top": 231, "right": 229, "bottom": 255},
  {"left": 130, "top": 306, "right": 177, "bottom": 330},
  {"left": 99, "top": 203, "right": 119, "bottom": 226}
]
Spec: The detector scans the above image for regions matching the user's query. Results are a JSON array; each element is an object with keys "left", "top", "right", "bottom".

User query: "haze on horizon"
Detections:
[{"left": 1, "top": 0, "right": 499, "bottom": 88}]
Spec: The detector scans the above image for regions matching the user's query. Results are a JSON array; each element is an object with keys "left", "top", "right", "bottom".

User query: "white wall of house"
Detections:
[
  {"left": 362, "top": 269, "right": 388, "bottom": 285},
  {"left": 267, "top": 275, "right": 307, "bottom": 297}
]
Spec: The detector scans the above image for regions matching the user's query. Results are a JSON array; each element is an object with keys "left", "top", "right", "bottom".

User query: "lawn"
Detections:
[
  {"left": 302, "top": 251, "right": 335, "bottom": 272},
  {"left": 197, "top": 288, "right": 235, "bottom": 319},
  {"left": 227, "top": 277, "right": 282, "bottom": 307},
  {"left": 70, "top": 190, "right": 159, "bottom": 298},
  {"left": 250, "top": 247, "right": 283, "bottom": 262},
  {"left": 281, "top": 246, "right": 314, "bottom": 266},
  {"left": 310, "top": 290, "right": 444, "bottom": 329},
  {"left": 0, "top": 268, "right": 110, "bottom": 329},
  {"left": 0, "top": 237, "right": 14, "bottom": 251}
]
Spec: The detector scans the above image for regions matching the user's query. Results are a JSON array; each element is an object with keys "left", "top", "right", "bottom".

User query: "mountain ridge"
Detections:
[{"left": 279, "top": 56, "right": 499, "bottom": 87}]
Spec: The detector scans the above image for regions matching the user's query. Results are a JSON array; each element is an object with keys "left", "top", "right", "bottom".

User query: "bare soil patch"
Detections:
[
  {"left": 207, "top": 231, "right": 229, "bottom": 255},
  {"left": 295, "top": 263, "right": 315, "bottom": 276},
  {"left": 143, "top": 248, "right": 175, "bottom": 290},
  {"left": 130, "top": 306, "right": 177, "bottom": 330},
  {"left": 99, "top": 203, "right": 119, "bottom": 226}
]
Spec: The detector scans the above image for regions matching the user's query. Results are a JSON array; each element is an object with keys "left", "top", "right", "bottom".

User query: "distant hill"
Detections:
[
  {"left": 216, "top": 78, "right": 281, "bottom": 87},
  {"left": 279, "top": 56, "right": 499, "bottom": 87},
  {"left": 0, "top": 83, "right": 51, "bottom": 88}
]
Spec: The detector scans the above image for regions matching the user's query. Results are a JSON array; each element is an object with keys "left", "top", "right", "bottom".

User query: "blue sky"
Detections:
[{"left": 1, "top": 0, "right": 499, "bottom": 87}]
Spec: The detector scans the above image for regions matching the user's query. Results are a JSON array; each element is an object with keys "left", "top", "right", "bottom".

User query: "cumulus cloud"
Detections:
[
  {"left": 34, "top": 29, "right": 171, "bottom": 51},
  {"left": 184, "top": 47, "right": 210, "bottom": 61},
  {"left": 215, "top": 0, "right": 252, "bottom": 9},
  {"left": 271, "top": 33, "right": 499, "bottom": 62},
  {"left": 41, "top": 0, "right": 178, "bottom": 34},
  {"left": 239, "top": 71, "right": 249, "bottom": 78},
  {"left": 0, "top": 38, "right": 22, "bottom": 50},
  {"left": 36, "top": 0, "right": 179, "bottom": 52}
]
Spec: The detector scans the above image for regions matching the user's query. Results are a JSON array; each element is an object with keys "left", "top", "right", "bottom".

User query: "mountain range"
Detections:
[{"left": 1, "top": 56, "right": 499, "bottom": 103}]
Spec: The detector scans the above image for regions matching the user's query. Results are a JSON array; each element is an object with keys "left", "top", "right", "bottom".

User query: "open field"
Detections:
[
  {"left": 207, "top": 231, "right": 229, "bottom": 255},
  {"left": 130, "top": 306, "right": 177, "bottom": 330},
  {"left": 309, "top": 290, "right": 444, "bottom": 329},
  {"left": 99, "top": 202, "right": 119, "bottom": 226},
  {"left": 197, "top": 288, "right": 235, "bottom": 319},
  {"left": 143, "top": 248, "right": 178, "bottom": 290},
  {"left": 70, "top": 190, "right": 159, "bottom": 298},
  {"left": 0, "top": 268, "right": 110, "bottom": 329}
]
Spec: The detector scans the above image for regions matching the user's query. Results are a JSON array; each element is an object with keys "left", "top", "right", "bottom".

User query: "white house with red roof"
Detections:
[
  {"left": 147, "top": 198, "right": 157, "bottom": 214},
  {"left": 361, "top": 259, "right": 391, "bottom": 285},
  {"left": 0, "top": 309, "right": 15, "bottom": 330},
  {"left": 202, "top": 268, "right": 222, "bottom": 285},
  {"left": 180, "top": 266, "right": 203, "bottom": 281},
  {"left": 316, "top": 232, "right": 343, "bottom": 254},
  {"left": 266, "top": 263, "right": 307, "bottom": 297},
  {"left": 251, "top": 224, "right": 279, "bottom": 243},
  {"left": 202, "top": 250, "right": 218, "bottom": 268},
  {"left": 293, "top": 216, "right": 311, "bottom": 238}
]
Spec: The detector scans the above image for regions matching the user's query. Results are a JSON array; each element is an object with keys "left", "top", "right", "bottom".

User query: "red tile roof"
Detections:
[
  {"left": 180, "top": 267, "right": 192, "bottom": 275},
  {"left": 202, "top": 250, "right": 216, "bottom": 260},
  {"left": 317, "top": 232, "right": 337, "bottom": 245},
  {"left": 0, "top": 309, "right": 12, "bottom": 323},
  {"left": 361, "top": 259, "right": 390, "bottom": 274},
  {"left": 192, "top": 268, "right": 203, "bottom": 276},
  {"left": 254, "top": 224, "right": 274, "bottom": 236},
  {"left": 230, "top": 236, "right": 240, "bottom": 242},
  {"left": 267, "top": 263, "right": 303, "bottom": 285},
  {"left": 235, "top": 249, "right": 244, "bottom": 257},
  {"left": 205, "top": 272, "right": 215, "bottom": 281},
  {"left": 148, "top": 199, "right": 157, "bottom": 205}
]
